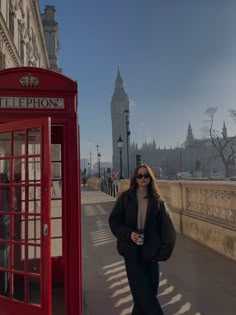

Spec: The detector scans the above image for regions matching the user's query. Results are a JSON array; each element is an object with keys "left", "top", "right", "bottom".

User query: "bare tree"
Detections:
[
  {"left": 229, "top": 109, "right": 236, "bottom": 124},
  {"left": 202, "top": 107, "right": 236, "bottom": 177}
]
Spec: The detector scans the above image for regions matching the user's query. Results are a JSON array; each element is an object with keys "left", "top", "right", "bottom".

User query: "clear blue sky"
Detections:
[{"left": 40, "top": 0, "right": 236, "bottom": 163}]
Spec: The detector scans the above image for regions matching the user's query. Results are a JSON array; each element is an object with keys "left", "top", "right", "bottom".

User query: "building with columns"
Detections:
[
  {"left": 41, "top": 5, "right": 60, "bottom": 71},
  {"left": 0, "top": 0, "right": 60, "bottom": 71},
  {"left": 110, "top": 69, "right": 130, "bottom": 177}
]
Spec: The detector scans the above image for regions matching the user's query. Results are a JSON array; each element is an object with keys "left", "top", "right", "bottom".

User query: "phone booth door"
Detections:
[{"left": 0, "top": 118, "right": 51, "bottom": 315}]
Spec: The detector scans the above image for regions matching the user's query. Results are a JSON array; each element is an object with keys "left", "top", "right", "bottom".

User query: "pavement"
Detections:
[{"left": 81, "top": 185, "right": 236, "bottom": 315}]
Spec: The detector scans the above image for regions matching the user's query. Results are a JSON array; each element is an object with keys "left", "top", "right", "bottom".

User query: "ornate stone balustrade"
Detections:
[{"left": 158, "top": 180, "right": 236, "bottom": 228}]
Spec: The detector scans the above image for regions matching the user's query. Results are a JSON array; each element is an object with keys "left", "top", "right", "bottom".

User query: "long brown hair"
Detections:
[{"left": 129, "top": 164, "right": 161, "bottom": 200}]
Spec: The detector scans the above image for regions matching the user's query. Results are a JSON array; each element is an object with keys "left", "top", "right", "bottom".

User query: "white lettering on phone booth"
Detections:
[{"left": 0, "top": 97, "right": 64, "bottom": 108}]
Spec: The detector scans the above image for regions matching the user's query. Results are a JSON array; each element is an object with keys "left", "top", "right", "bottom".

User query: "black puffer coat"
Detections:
[{"left": 108, "top": 188, "right": 176, "bottom": 262}]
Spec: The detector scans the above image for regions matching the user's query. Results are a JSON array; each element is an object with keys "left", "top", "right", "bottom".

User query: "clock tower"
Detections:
[{"left": 111, "top": 69, "right": 130, "bottom": 177}]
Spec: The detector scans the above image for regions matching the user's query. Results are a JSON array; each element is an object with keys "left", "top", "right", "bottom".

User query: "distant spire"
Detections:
[
  {"left": 152, "top": 139, "right": 156, "bottom": 150},
  {"left": 115, "top": 67, "right": 123, "bottom": 88},
  {"left": 222, "top": 121, "right": 227, "bottom": 138},
  {"left": 111, "top": 67, "right": 129, "bottom": 106},
  {"left": 186, "top": 122, "right": 194, "bottom": 145}
]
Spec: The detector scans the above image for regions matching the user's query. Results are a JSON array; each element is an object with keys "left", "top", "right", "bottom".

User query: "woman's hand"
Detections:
[{"left": 131, "top": 232, "right": 139, "bottom": 243}]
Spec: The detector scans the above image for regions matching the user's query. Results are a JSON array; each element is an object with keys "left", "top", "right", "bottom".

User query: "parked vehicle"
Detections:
[
  {"left": 210, "top": 173, "right": 225, "bottom": 179},
  {"left": 176, "top": 171, "right": 193, "bottom": 179}
]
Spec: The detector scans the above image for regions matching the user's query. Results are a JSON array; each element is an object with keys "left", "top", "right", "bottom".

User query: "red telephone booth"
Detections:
[{"left": 0, "top": 67, "right": 82, "bottom": 315}]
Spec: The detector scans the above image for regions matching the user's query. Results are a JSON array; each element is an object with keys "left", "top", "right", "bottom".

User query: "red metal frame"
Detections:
[
  {"left": 0, "top": 118, "right": 51, "bottom": 315},
  {"left": 0, "top": 67, "right": 82, "bottom": 315}
]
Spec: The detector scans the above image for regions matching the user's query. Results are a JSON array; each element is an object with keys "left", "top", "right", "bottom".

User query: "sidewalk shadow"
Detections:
[{"left": 101, "top": 258, "right": 204, "bottom": 315}]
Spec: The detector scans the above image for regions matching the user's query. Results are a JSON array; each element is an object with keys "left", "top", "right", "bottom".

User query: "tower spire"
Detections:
[
  {"left": 186, "top": 122, "right": 194, "bottom": 146},
  {"left": 115, "top": 67, "right": 123, "bottom": 88},
  {"left": 222, "top": 121, "right": 227, "bottom": 138},
  {"left": 111, "top": 69, "right": 130, "bottom": 177}
]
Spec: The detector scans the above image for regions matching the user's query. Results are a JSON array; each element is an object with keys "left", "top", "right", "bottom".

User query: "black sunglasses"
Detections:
[{"left": 136, "top": 173, "right": 150, "bottom": 179}]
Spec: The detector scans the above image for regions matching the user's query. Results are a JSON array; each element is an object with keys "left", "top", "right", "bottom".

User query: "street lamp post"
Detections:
[
  {"left": 124, "top": 109, "right": 130, "bottom": 178},
  {"left": 89, "top": 151, "right": 92, "bottom": 177},
  {"left": 88, "top": 162, "right": 90, "bottom": 177},
  {"left": 98, "top": 152, "right": 101, "bottom": 177},
  {"left": 117, "top": 135, "right": 124, "bottom": 179},
  {"left": 179, "top": 147, "right": 182, "bottom": 173},
  {"left": 96, "top": 144, "right": 99, "bottom": 175}
]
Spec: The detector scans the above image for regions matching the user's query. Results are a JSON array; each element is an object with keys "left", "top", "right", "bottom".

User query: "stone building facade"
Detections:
[
  {"left": 41, "top": 4, "right": 60, "bottom": 71},
  {"left": 129, "top": 122, "right": 236, "bottom": 178},
  {"left": 0, "top": 0, "right": 59, "bottom": 71}
]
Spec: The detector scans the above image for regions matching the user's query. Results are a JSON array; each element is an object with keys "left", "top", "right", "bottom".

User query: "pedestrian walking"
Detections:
[
  {"left": 82, "top": 177, "right": 87, "bottom": 187},
  {"left": 109, "top": 164, "right": 176, "bottom": 315}
]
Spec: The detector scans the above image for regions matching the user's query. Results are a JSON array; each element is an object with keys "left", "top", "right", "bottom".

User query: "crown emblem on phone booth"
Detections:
[{"left": 19, "top": 73, "right": 40, "bottom": 87}]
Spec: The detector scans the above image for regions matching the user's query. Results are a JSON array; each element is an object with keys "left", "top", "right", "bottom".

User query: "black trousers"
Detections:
[{"left": 125, "top": 256, "right": 163, "bottom": 315}]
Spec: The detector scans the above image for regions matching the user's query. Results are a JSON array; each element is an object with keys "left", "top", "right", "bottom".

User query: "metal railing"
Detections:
[{"left": 101, "top": 179, "right": 118, "bottom": 198}]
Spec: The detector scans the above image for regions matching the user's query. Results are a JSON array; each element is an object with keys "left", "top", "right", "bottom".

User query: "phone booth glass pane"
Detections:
[
  {"left": 51, "top": 143, "right": 62, "bottom": 258},
  {"left": 0, "top": 132, "right": 11, "bottom": 298},
  {"left": 50, "top": 127, "right": 65, "bottom": 315}
]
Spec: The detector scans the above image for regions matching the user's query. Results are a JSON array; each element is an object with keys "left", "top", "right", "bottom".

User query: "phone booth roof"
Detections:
[{"left": 0, "top": 67, "right": 78, "bottom": 117}]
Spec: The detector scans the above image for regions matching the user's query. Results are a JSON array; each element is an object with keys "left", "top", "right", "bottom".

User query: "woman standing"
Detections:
[{"left": 109, "top": 164, "right": 176, "bottom": 315}]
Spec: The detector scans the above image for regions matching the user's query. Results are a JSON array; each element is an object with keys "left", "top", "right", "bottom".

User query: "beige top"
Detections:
[{"left": 136, "top": 189, "right": 148, "bottom": 230}]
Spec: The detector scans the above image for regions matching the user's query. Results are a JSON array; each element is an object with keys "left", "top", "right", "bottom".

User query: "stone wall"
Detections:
[
  {"left": 159, "top": 180, "right": 236, "bottom": 261},
  {"left": 87, "top": 178, "right": 102, "bottom": 190}
]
